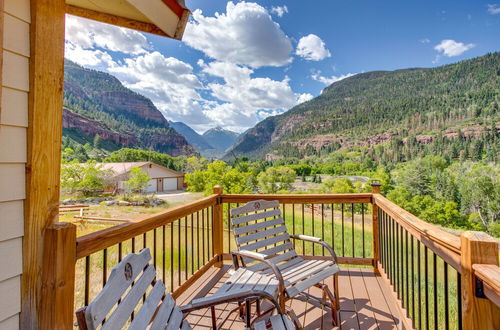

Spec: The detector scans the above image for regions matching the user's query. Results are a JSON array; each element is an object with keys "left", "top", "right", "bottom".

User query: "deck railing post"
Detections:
[
  {"left": 460, "top": 231, "right": 500, "bottom": 329},
  {"left": 371, "top": 182, "right": 381, "bottom": 272},
  {"left": 213, "top": 186, "right": 224, "bottom": 267},
  {"left": 40, "top": 222, "right": 77, "bottom": 329}
]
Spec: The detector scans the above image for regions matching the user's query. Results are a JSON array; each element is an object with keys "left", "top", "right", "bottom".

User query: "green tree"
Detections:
[
  {"left": 257, "top": 166, "right": 296, "bottom": 193},
  {"left": 125, "top": 167, "right": 152, "bottom": 193}
]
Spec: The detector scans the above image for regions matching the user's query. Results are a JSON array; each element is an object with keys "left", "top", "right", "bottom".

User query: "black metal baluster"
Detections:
[
  {"left": 457, "top": 272, "right": 462, "bottom": 330},
  {"left": 185, "top": 216, "right": 188, "bottom": 281},
  {"left": 433, "top": 252, "right": 438, "bottom": 330},
  {"left": 418, "top": 242, "right": 422, "bottom": 330},
  {"left": 118, "top": 242, "right": 123, "bottom": 262},
  {"left": 444, "top": 261, "right": 449, "bottom": 330},
  {"left": 85, "top": 255, "right": 90, "bottom": 306},
  {"left": 341, "top": 204, "right": 345, "bottom": 256},
  {"left": 191, "top": 214, "right": 194, "bottom": 275},
  {"left": 207, "top": 207, "right": 211, "bottom": 260},
  {"left": 351, "top": 203, "right": 355, "bottom": 258},
  {"left": 406, "top": 230, "right": 409, "bottom": 315},
  {"left": 202, "top": 208, "right": 206, "bottom": 264},
  {"left": 196, "top": 211, "right": 200, "bottom": 270},
  {"left": 411, "top": 235, "right": 415, "bottom": 327},
  {"left": 362, "top": 204, "right": 365, "bottom": 258},
  {"left": 170, "top": 222, "right": 174, "bottom": 292},
  {"left": 302, "top": 204, "right": 305, "bottom": 253},
  {"left": 178, "top": 218, "right": 181, "bottom": 287},
  {"left": 331, "top": 203, "right": 335, "bottom": 253},
  {"left": 103, "top": 248, "right": 107, "bottom": 287},
  {"left": 312, "top": 203, "right": 315, "bottom": 256},
  {"left": 153, "top": 228, "right": 157, "bottom": 269},
  {"left": 396, "top": 223, "right": 400, "bottom": 300},
  {"left": 321, "top": 204, "right": 325, "bottom": 255},
  {"left": 143, "top": 232, "right": 147, "bottom": 249},
  {"left": 162, "top": 225, "right": 166, "bottom": 284},
  {"left": 227, "top": 203, "right": 231, "bottom": 254},
  {"left": 425, "top": 246, "right": 429, "bottom": 330}
]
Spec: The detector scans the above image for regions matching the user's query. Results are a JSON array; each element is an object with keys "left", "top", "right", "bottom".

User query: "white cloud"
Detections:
[
  {"left": 183, "top": 1, "right": 293, "bottom": 68},
  {"left": 106, "top": 51, "right": 212, "bottom": 129},
  {"left": 270, "top": 5, "right": 288, "bottom": 17},
  {"left": 199, "top": 61, "right": 311, "bottom": 131},
  {"left": 64, "top": 43, "right": 117, "bottom": 70},
  {"left": 434, "top": 39, "right": 475, "bottom": 57},
  {"left": 420, "top": 38, "right": 430, "bottom": 44},
  {"left": 65, "top": 15, "right": 150, "bottom": 55},
  {"left": 311, "top": 72, "right": 355, "bottom": 85},
  {"left": 487, "top": 4, "right": 500, "bottom": 14},
  {"left": 296, "top": 34, "right": 331, "bottom": 61},
  {"left": 296, "top": 93, "right": 314, "bottom": 104}
]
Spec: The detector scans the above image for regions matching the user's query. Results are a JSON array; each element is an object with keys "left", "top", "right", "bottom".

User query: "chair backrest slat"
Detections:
[
  {"left": 129, "top": 280, "right": 166, "bottom": 330},
  {"left": 231, "top": 200, "right": 280, "bottom": 217},
  {"left": 102, "top": 264, "right": 156, "bottom": 330},
  {"left": 84, "top": 249, "right": 151, "bottom": 329},
  {"left": 150, "top": 294, "right": 176, "bottom": 330},
  {"left": 230, "top": 200, "right": 299, "bottom": 269},
  {"left": 232, "top": 209, "right": 281, "bottom": 225},
  {"left": 234, "top": 217, "right": 284, "bottom": 235}
]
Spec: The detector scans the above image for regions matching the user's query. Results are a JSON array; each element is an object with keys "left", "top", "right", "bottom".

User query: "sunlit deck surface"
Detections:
[{"left": 176, "top": 265, "right": 406, "bottom": 329}]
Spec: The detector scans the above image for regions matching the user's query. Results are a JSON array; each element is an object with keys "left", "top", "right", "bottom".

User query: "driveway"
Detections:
[{"left": 156, "top": 191, "right": 204, "bottom": 204}]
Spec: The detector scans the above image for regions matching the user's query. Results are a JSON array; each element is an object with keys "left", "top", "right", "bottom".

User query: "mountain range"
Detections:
[
  {"left": 227, "top": 52, "right": 500, "bottom": 159},
  {"left": 63, "top": 60, "right": 194, "bottom": 156}
]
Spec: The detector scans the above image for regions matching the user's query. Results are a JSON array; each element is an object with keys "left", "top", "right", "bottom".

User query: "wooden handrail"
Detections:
[
  {"left": 474, "top": 264, "right": 500, "bottom": 294},
  {"left": 76, "top": 194, "right": 218, "bottom": 259},
  {"left": 221, "top": 193, "right": 372, "bottom": 204},
  {"left": 373, "top": 194, "right": 461, "bottom": 254}
]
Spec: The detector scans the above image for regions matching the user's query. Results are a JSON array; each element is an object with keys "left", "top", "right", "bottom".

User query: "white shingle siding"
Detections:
[{"left": 0, "top": 1, "right": 30, "bottom": 327}]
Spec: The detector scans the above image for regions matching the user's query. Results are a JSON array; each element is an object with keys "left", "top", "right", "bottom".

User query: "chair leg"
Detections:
[
  {"left": 211, "top": 306, "right": 217, "bottom": 329},
  {"left": 320, "top": 283, "right": 339, "bottom": 326},
  {"left": 285, "top": 307, "right": 303, "bottom": 330}
]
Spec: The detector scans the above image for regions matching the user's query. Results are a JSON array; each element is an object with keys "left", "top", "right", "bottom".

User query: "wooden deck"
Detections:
[{"left": 176, "top": 265, "right": 407, "bottom": 329}]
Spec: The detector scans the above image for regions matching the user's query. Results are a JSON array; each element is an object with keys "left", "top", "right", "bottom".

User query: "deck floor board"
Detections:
[{"left": 177, "top": 265, "right": 405, "bottom": 329}]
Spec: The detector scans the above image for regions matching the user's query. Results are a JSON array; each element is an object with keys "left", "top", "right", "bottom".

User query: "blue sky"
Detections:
[{"left": 65, "top": 0, "right": 499, "bottom": 133}]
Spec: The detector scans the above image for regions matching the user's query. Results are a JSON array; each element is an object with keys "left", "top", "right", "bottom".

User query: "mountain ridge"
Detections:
[
  {"left": 63, "top": 59, "right": 195, "bottom": 156},
  {"left": 227, "top": 52, "right": 500, "bottom": 159}
]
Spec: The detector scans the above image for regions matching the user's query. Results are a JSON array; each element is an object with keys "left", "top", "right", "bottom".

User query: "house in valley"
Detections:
[{"left": 102, "top": 162, "right": 185, "bottom": 193}]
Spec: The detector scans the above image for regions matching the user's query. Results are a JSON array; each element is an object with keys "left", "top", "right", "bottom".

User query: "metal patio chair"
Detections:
[
  {"left": 229, "top": 199, "right": 340, "bottom": 325},
  {"left": 75, "top": 248, "right": 294, "bottom": 329}
]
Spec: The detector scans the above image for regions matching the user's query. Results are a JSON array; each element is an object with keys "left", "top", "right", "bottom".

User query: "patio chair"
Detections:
[
  {"left": 75, "top": 248, "right": 294, "bottom": 330},
  {"left": 229, "top": 200, "right": 340, "bottom": 325}
]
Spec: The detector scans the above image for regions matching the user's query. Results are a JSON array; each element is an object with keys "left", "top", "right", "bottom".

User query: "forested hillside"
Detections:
[
  {"left": 229, "top": 52, "right": 499, "bottom": 162},
  {"left": 63, "top": 60, "right": 194, "bottom": 157}
]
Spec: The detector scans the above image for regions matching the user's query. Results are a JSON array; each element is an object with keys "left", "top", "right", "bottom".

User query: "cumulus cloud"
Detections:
[
  {"left": 106, "top": 52, "right": 211, "bottom": 128},
  {"left": 183, "top": 1, "right": 293, "bottom": 68},
  {"left": 296, "top": 34, "right": 331, "bottom": 61},
  {"left": 199, "top": 61, "right": 312, "bottom": 131},
  {"left": 434, "top": 39, "right": 475, "bottom": 57},
  {"left": 64, "top": 43, "right": 117, "bottom": 70},
  {"left": 487, "top": 4, "right": 500, "bottom": 14},
  {"left": 420, "top": 38, "right": 430, "bottom": 44},
  {"left": 311, "top": 72, "right": 355, "bottom": 85},
  {"left": 270, "top": 5, "right": 288, "bottom": 17},
  {"left": 65, "top": 15, "right": 150, "bottom": 55}
]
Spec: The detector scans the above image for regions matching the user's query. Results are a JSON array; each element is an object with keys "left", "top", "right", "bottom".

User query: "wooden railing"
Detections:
[{"left": 42, "top": 185, "right": 500, "bottom": 329}]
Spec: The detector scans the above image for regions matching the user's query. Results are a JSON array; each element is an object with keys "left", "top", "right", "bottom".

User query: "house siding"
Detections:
[{"left": 0, "top": 0, "right": 30, "bottom": 327}]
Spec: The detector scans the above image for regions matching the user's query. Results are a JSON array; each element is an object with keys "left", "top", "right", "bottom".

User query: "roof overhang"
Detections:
[{"left": 65, "top": 0, "right": 191, "bottom": 40}]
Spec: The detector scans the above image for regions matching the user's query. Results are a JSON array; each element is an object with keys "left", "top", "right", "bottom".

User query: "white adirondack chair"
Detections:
[
  {"left": 75, "top": 248, "right": 295, "bottom": 329},
  {"left": 229, "top": 200, "right": 341, "bottom": 325}
]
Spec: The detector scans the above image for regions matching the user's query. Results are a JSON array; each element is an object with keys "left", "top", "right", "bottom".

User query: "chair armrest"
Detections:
[
  {"left": 290, "top": 235, "right": 339, "bottom": 264},
  {"left": 290, "top": 234, "right": 322, "bottom": 243},
  {"left": 231, "top": 250, "right": 272, "bottom": 261},
  {"left": 230, "top": 250, "right": 286, "bottom": 298},
  {"left": 180, "top": 289, "right": 283, "bottom": 315}
]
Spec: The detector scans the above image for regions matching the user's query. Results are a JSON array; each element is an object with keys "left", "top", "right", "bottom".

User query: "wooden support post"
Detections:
[
  {"left": 22, "top": 0, "right": 66, "bottom": 328},
  {"left": 460, "top": 231, "right": 500, "bottom": 330},
  {"left": 371, "top": 182, "right": 381, "bottom": 272},
  {"left": 213, "top": 186, "right": 224, "bottom": 267},
  {"left": 40, "top": 223, "right": 77, "bottom": 329}
]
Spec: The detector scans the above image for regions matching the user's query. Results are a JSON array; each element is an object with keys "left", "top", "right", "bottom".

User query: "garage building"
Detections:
[{"left": 101, "top": 161, "right": 185, "bottom": 193}]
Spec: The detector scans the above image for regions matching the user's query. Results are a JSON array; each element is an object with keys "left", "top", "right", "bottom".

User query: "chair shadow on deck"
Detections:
[{"left": 178, "top": 266, "right": 403, "bottom": 329}]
